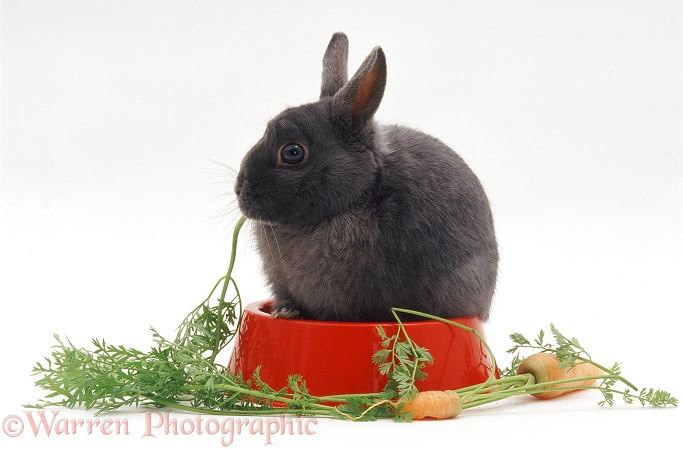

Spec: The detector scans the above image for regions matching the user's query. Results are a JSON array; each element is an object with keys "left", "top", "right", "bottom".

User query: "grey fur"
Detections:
[{"left": 235, "top": 33, "right": 498, "bottom": 322}]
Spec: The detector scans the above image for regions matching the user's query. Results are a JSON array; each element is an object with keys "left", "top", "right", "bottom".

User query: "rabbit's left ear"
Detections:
[
  {"left": 320, "top": 32, "right": 349, "bottom": 99},
  {"left": 332, "top": 46, "right": 387, "bottom": 132}
]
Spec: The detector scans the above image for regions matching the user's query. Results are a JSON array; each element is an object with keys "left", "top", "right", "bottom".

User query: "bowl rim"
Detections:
[{"left": 244, "top": 299, "right": 484, "bottom": 329}]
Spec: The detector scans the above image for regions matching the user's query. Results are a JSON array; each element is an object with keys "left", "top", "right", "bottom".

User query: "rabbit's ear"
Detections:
[
  {"left": 332, "top": 46, "right": 386, "bottom": 131},
  {"left": 320, "top": 33, "right": 349, "bottom": 99}
]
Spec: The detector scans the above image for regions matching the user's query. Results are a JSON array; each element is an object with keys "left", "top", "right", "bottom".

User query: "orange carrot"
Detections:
[
  {"left": 517, "top": 352, "right": 604, "bottom": 399},
  {"left": 400, "top": 390, "right": 462, "bottom": 419}
]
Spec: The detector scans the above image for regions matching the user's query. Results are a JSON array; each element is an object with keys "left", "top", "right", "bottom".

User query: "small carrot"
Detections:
[
  {"left": 400, "top": 390, "right": 462, "bottom": 419},
  {"left": 517, "top": 352, "right": 604, "bottom": 399}
]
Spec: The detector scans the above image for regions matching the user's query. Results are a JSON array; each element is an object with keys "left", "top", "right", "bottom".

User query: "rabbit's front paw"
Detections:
[{"left": 272, "top": 307, "right": 302, "bottom": 319}]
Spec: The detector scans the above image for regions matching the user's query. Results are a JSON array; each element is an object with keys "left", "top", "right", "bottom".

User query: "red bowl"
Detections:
[{"left": 228, "top": 299, "right": 496, "bottom": 397}]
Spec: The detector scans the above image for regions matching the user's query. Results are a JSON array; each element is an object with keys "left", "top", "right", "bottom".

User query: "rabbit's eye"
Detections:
[{"left": 279, "top": 143, "right": 308, "bottom": 165}]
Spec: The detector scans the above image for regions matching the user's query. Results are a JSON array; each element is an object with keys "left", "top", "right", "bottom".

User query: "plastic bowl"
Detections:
[{"left": 228, "top": 299, "right": 496, "bottom": 397}]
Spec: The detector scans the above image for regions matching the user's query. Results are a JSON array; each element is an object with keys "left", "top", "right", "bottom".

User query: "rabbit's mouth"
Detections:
[
  {"left": 236, "top": 183, "right": 291, "bottom": 226},
  {"left": 235, "top": 190, "right": 269, "bottom": 223},
  {"left": 234, "top": 174, "right": 264, "bottom": 220}
]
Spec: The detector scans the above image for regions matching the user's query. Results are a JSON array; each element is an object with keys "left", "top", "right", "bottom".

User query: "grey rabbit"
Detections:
[{"left": 235, "top": 33, "right": 498, "bottom": 322}]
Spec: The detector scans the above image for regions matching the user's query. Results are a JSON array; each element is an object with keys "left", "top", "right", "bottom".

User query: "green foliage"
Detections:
[
  {"left": 373, "top": 324, "right": 433, "bottom": 402},
  {"left": 26, "top": 215, "right": 298, "bottom": 416},
  {"left": 30, "top": 330, "right": 253, "bottom": 414},
  {"left": 638, "top": 388, "right": 678, "bottom": 407},
  {"left": 332, "top": 397, "right": 396, "bottom": 422},
  {"left": 503, "top": 324, "right": 678, "bottom": 408},
  {"left": 175, "top": 281, "right": 241, "bottom": 359}
]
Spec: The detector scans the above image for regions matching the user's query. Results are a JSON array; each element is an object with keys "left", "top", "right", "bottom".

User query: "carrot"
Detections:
[
  {"left": 517, "top": 352, "right": 604, "bottom": 399},
  {"left": 400, "top": 390, "right": 462, "bottom": 419}
]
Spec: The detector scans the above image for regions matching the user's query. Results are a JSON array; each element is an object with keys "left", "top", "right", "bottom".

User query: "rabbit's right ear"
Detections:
[
  {"left": 320, "top": 32, "right": 349, "bottom": 99},
  {"left": 332, "top": 46, "right": 387, "bottom": 133}
]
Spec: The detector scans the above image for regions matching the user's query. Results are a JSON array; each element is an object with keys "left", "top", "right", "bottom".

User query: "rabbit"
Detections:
[{"left": 234, "top": 32, "right": 498, "bottom": 322}]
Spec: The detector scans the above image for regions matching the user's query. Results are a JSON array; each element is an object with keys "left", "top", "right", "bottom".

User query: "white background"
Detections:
[{"left": 1, "top": 1, "right": 681, "bottom": 448}]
